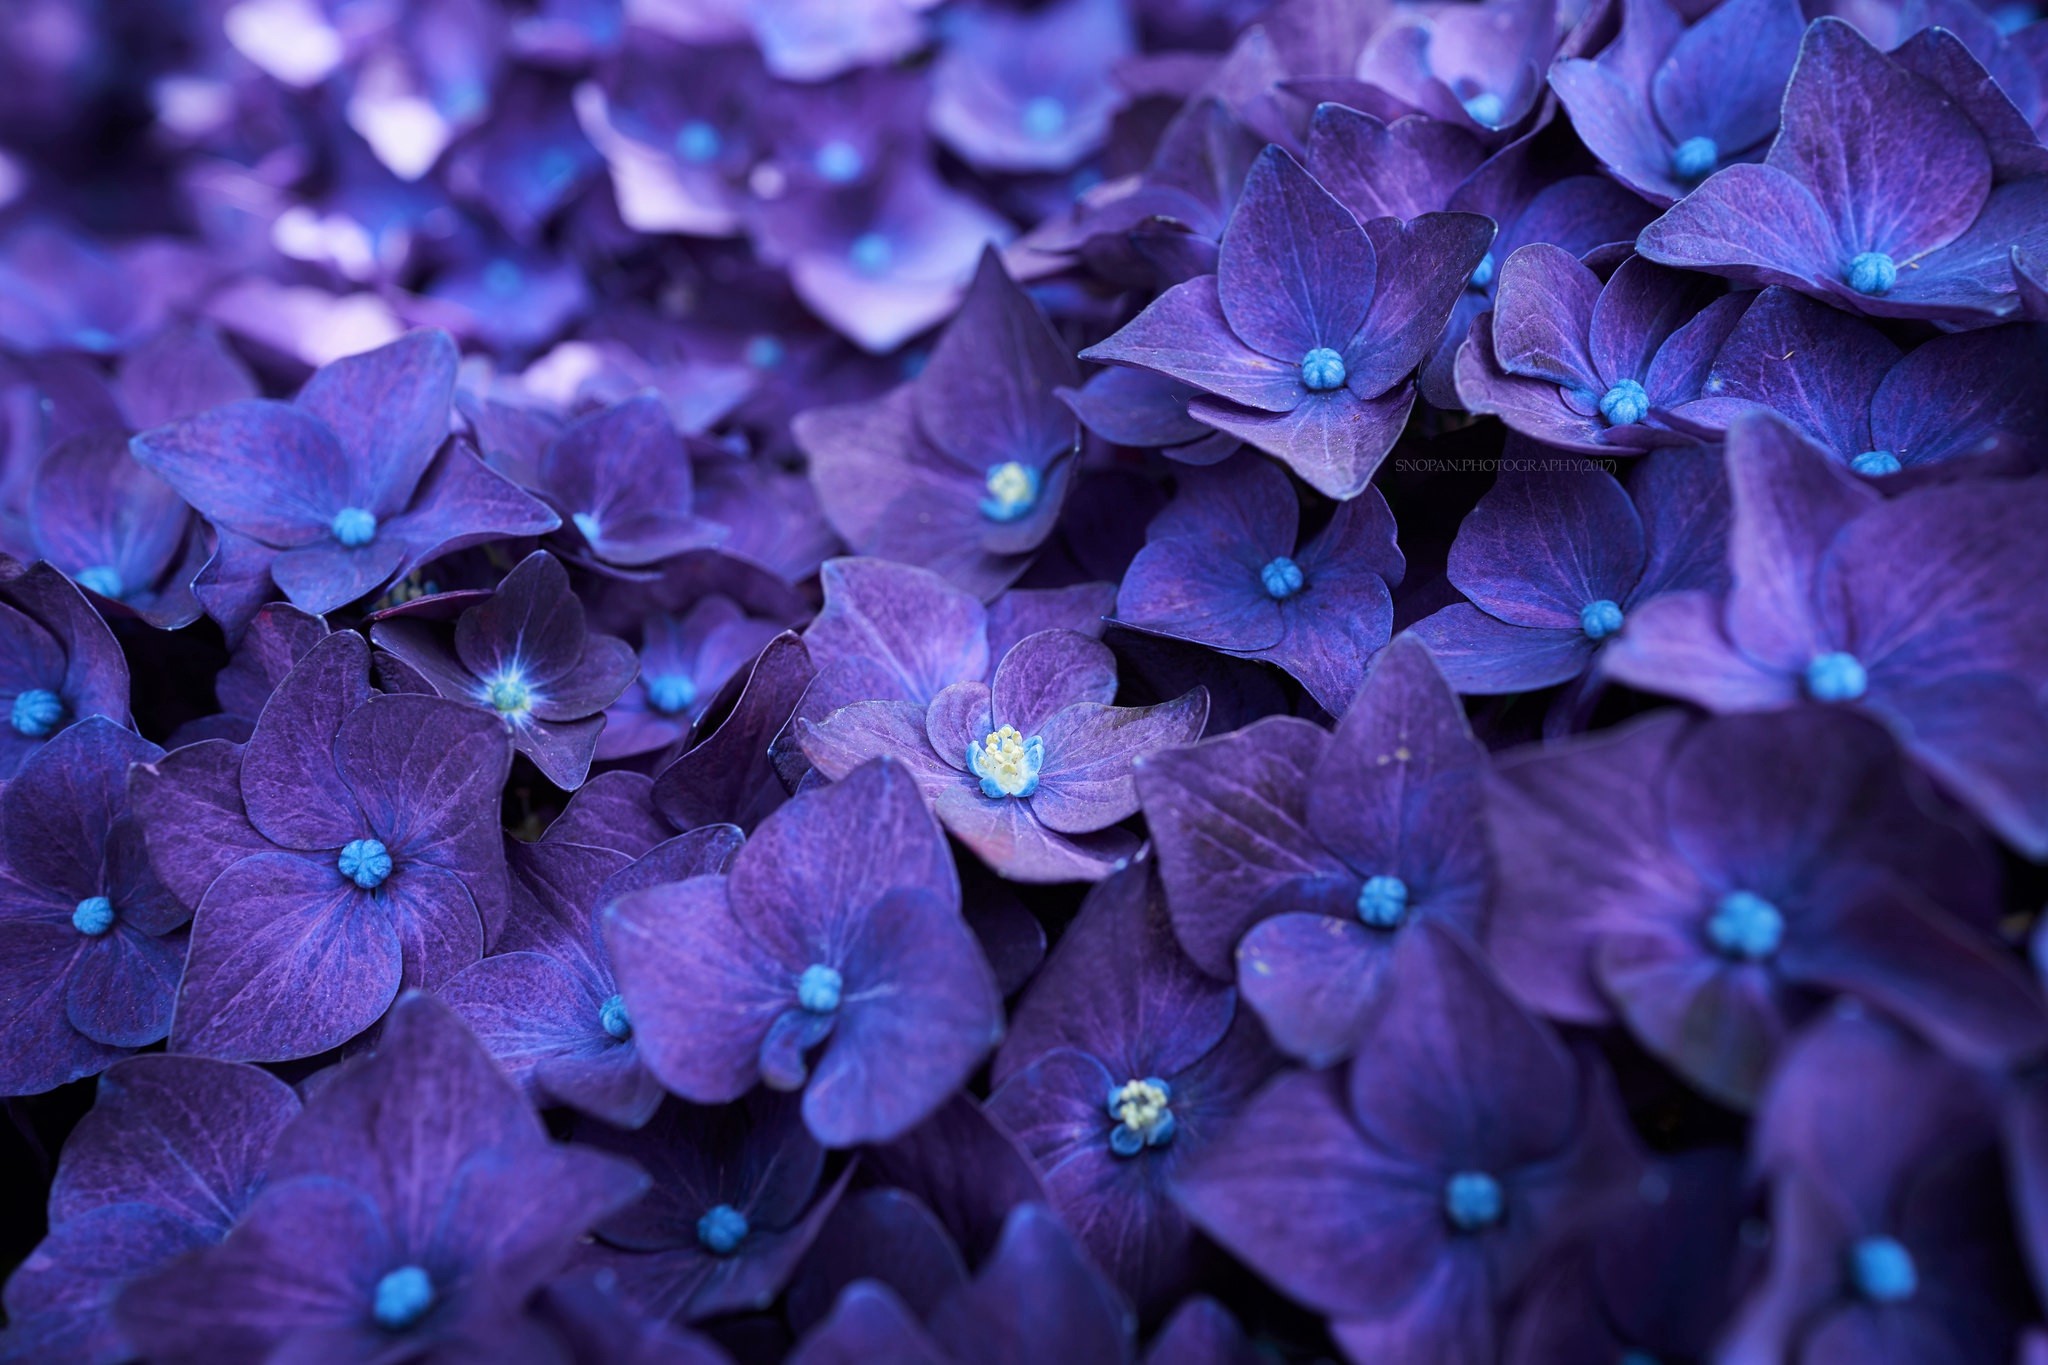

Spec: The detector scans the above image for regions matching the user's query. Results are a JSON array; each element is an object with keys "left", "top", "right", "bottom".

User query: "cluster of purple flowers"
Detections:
[{"left": 1, "top": 0, "right": 2046, "bottom": 1360}]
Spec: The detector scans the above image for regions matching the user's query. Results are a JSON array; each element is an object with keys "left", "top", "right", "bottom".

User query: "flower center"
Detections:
[
  {"left": 599, "top": 993, "right": 632, "bottom": 1040},
  {"left": 849, "top": 232, "right": 893, "bottom": 276},
  {"left": 744, "top": 334, "right": 785, "bottom": 369},
  {"left": 1468, "top": 252, "right": 1496, "bottom": 290},
  {"left": 1671, "top": 136, "right": 1718, "bottom": 181},
  {"left": 814, "top": 140, "right": 864, "bottom": 183},
  {"left": 1444, "top": 1171, "right": 1503, "bottom": 1230},
  {"left": 338, "top": 838, "right": 393, "bottom": 890},
  {"left": 1847, "top": 252, "right": 1897, "bottom": 296},
  {"left": 1848, "top": 1235, "right": 1917, "bottom": 1303},
  {"left": 697, "top": 1203, "right": 749, "bottom": 1255},
  {"left": 676, "top": 120, "right": 720, "bottom": 163},
  {"left": 72, "top": 896, "right": 115, "bottom": 936},
  {"left": 797, "top": 963, "right": 843, "bottom": 1014},
  {"left": 486, "top": 672, "right": 534, "bottom": 718},
  {"left": 1580, "top": 599, "right": 1625, "bottom": 640},
  {"left": 1356, "top": 875, "right": 1409, "bottom": 929},
  {"left": 1299, "top": 347, "right": 1347, "bottom": 392},
  {"left": 1463, "top": 92, "right": 1505, "bottom": 126},
  {"left": 331, "top": 507, "right": 378, "bottom": 548},
  {"left": 1707, "top": 890, "right": 1783, "bottom": 961},
  {"left": 1107, "top": 1077, "right": 1176, "bottom": 1156},
  {"left": 644, "top": 672, "right": 698, "bottom": 716},
  {"left": 372, "top": 1265, "right": 434, "bottom": 1331},
  {"left": 1260, "top": 556, "right": 1306, "bottom": 600},
  {"left": 968, "top": 725, "right": 1044, "bottom": 799},
  {"left": 1850, "top": 450, "right": 1901, "bottom": 477},
  {"left": 10, "top": 688, "right": 64, "bottom": 738},
  {"left": 980, "top": 461, "right": 1041, "bottom": 522},
  {"left": 76, "top": 565, "right": 123, "bottom": 599},
  {"left": 1804, "top": 652, "right": 1867, "bottom": 703},
  {"left": 1021, "top": 95, "right": 1067, "bottom": 140},
  {"left": 1599, "top": 380, "right": 1650, "bottom": 427}
]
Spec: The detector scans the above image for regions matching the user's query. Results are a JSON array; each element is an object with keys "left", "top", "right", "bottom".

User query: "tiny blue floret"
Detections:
[
  {"left": 599, "top": 993, "right": 632, "bottom": 1040},
  {"left": 72, "top": 896, "right": 115, "bottom": 937},
  {"left": 1299, "top": 347, "right": 1347, "bottom": 392},
  {"left": 1463, "top": 92, "right": 1505, "bottom": 125},
  {"left": 814, "top": 140, "right": 864, "bottom": 183},
  {"left": 1444, "top": 1171, "right": 1504, "bottom": 1231},
  {"left": 968, "top": 725, "right": 1044, "bottom": 799},
  {"left": 1107, "top": 1077, "right": 1175, "bottom": 1156},
  {"left": 1599, "top": 379, "right": 1651, "bottom": 427},
  {"left": 1707, "top": 890, "right": 1783, "bottom": 961},
  {"left": 338, "top": 838, "right": 393, "bottom": 891},
  {"left": 1021, "top": 96, "right": 1067, "bottom": 140},
  {"left": 483, "top": 259, "right": 522, "bottom": 297},
  {"left": 1805, "top": 651, "right": 1868, "bottom": 703},
  {"left": 10, "top": 688, "right": 64, "bottom": 738},
  {"left": 1849, "top": 1235, "right": 1918, "bottom": 1302},
  {"left": 1260, "top": 556, "right": 1306, "bottom": 601},
  {"left": 849, "top": 232, "right": 893, "bottom": 276},
  {"left": 1847, "top": 251, "right": 1897, "bottom": 297},
  {"left": 744, "top": 334, "right": 785, "bottom": 369},
  {"left": 75, "top": 565, "right": 123, "bottom": 599},
  {"left": 372, "top": 1265, "right": 434, "bottom": 1331},
  {"left": 697, "top": 1203, "right": 749, "bottom": 1255},
  {"left": 1469, "top": 252, "right": 1496, "bottom": 290},
  {"left": 1356, "top": 875, "right": 1409, "bottom": 930},
  {"left": 676, "top": 120, "right": 721, "bottom": 163},
  {"left": 1850, "top": 450, "right": 1901, "bottom": 477},
  {"left": 797, "top": 963, "right": 843, "bottom": 1014},
  {"left": 331, "top": 507, "right": 378, "bottom": 548},
  {"left": 644, "top": 673, "right": 698, "bottom": 716},
  {"left": 1671, "top": 136, "right": 1718, "bottom": 181},
  {"left": 1580, "top": 599, "right": 1625, "bottom": 640},
  {"left": 980, "top": 461, "right": 1041, "bottom": 522}
]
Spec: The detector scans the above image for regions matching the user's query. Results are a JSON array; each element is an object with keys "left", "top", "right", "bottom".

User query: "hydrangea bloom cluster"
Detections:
[{"left": 1, "top": 0, "right": 2046, "bottom": 1361}]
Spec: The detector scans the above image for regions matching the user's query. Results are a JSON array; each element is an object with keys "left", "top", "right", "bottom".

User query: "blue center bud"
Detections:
[
  {"left": 980, "top": 461, "right": 1041, "bottom": 522},
  {"left": 744, "top": 334, "right": 785, "bottom": 369},
  {"left": 1357, "top": 875, "right": 1410, "bottom": 929},
  {"left": 1707, "top": 890, "right": 1783, "bottom": 961},
  {"left": 1021, "top": 96, "right": 1067, "bottom": 140},
  {"left": 571, "top": 511, "right": 601, "bottom": 544},
  {"left": 72, "top": 896, "right": 115, "bottom": 936},
  {"left": 697, "top": 1203, "right": 749, "bottom": 1255},
  {"left": 1849, "top": 1235, "right": 1918, "bottom": 1303},
  {"left": 968, "top": 725, "right": 1044, "bottom": 798},
  {"left": 1469, "top": 252, "right": 1496, "bottom": 290},
  {"left": 1671, "top": 136, "right": 1718, "bottom": 181},
  {"left": 372, "top": 1265, "right": 434, "bottom": 1331},
  {"left": 483, "top": 260, "right": 522, "bottom": 297},
  {"left": 486, "top": 673, "right": 534, "bottom": 718},
  {"left": 331, "top": 507, "right": 378, "bottom": 548},
  {"left": 676, "top": 120, "right": 721, "bottom": 163},
  {"left": 1804, "top": 651, "right": 1868, "bottom": 703},
  {"left": 338, "top": 838, "right": 393, "bottom": 891},
  {"left": 1299, "top": 346, "right": 1347, "bottom": 392},
  {"left": 849, "top": 232, "right": 893, "bottom": 276},
  {"left": 1444, "top": 1171, "right": 1504, "bottom": 1230},
  {"left": 1850, "top": 450, "right": 1901, "bottom": 477},
  {"left": 599, "top": 993, "right": 632, "bottom": 1040},
  {"left": 797, "top": 963, "right": 843, "bottom": 1014},
  {"left": 814, "top": 140, "right": 864, "bottom": 183},
  {"left": 644, "top": 672, "right": 698, "bottom": 716},
  {"left": 1260, "top": 556, "right": 1306, "bottom": 600},
  {"left": 1599, "top": 379, "right": 1651, "bottom": 427},
  {"left": 1847, "top": 252, "right": 1897, "bottom": 296},
  {"left": 1463, "top": 92, "right": 1505, "bottom": 125},
  {"left": 1107, "top": 1077, "right": 1176, "bottom": 1156},
  {"left": 75, "top": 565, "right": 123, "bottom": 599},
  {"left": 10, "top": 688, "right": 64, "bottom": 738},
  {"left": 1580, "top": 599, "right": 1625, "bottom": 640}
]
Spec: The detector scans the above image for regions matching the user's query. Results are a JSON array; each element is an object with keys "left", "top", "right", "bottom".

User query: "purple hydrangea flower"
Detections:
[
  {"left": 1637, "top": 18, "right": 2048, "bottom": 323},
  {"left": 372, "top": 550, "right": 638, "bottom": 790},
  {"left": 130, "top": 330, "right": 558, "bottom": 624},
  {"left": 131, "top": 632, "right": 512, "bottom": 1061},
  {"left": 1176, "top": 924, "right": 1642, "bottom": 1364},
  {"left": 1353, "top": 0, "right": 1569, "bottom": 139},
  {"left": 1486, "top": 708, "right": 2045, "bottom": 1108},
  {"left": 0, "top": 720, "right": 183, "bottom": 1095},
  {"left": 535, "top": 393, "right": 723, "bottom": 568},
  {"left": 653, "top": 630, "right": 816, "bottom": 834},
  {"left": 114, "top": 994, "right": 647, "bottom": 1362},
  {"left": 1115, "top": 456, "right": 1405, "bottom": 715},
  {"left": 1083, "top": 146, "right": 1493, "bottom": 498},
  {"left": 608, "top": 757, "right": 1004, "bottom": 1146},
  {"left": 1410, "top": 448, "right": 1729, "bottom": 695},
  {"left": 598, "top": 594, "right": 785, "bottom": 761},
  {"left": 986, "top": 862, "right": 1278, "bottom": 1312},
  {"left": 1603, "top": 412, "right": 2048, "bottom": 855},
  {"left": 0, "top": 562, "right": 129, "bottom": 780},
  {"left": 1138, "top": 636, "right": 1491, "bottom": 1064},
  {"left": 929, "top": 0, "right": 1135, "bottom": 173}
]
